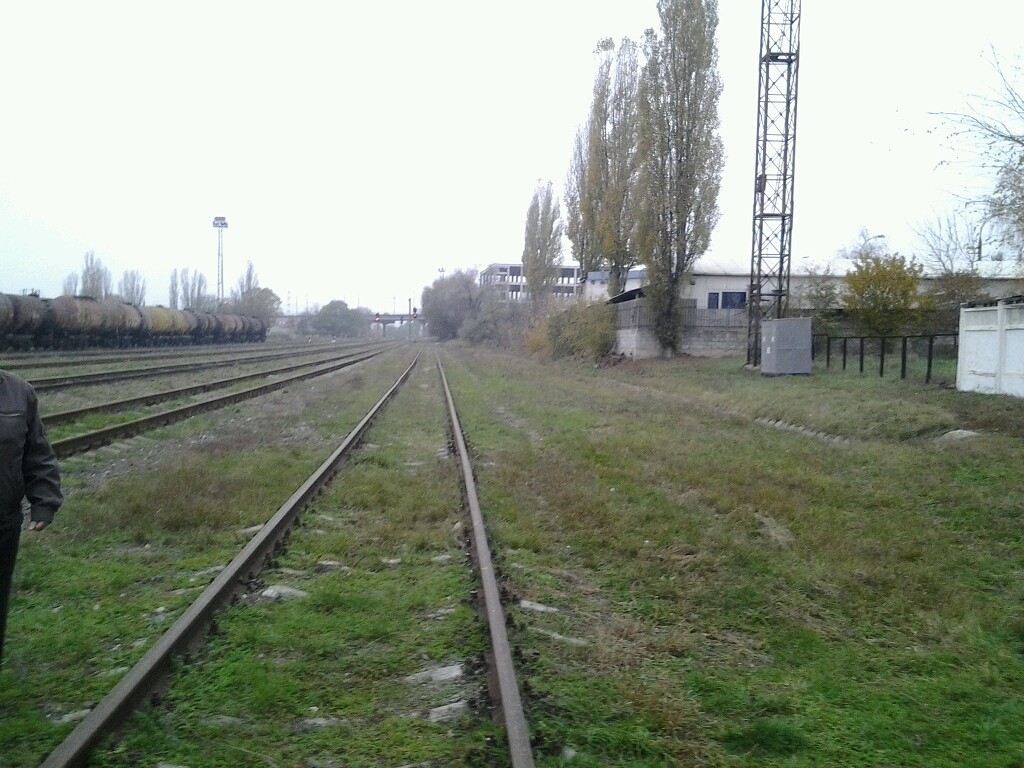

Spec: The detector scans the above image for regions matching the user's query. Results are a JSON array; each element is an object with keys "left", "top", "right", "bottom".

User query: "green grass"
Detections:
[
  {"left": 439, "top": 347, "right": 1024, "bottom": 767},
  {"left": 81, "top": 358, "right": 499, "bottom": 767},
  {"left": 5, "top": 346, "right": 1024, "bottom": 766},
  {"left": 0, "top": 351, "right": 416, "bottom": 767}
]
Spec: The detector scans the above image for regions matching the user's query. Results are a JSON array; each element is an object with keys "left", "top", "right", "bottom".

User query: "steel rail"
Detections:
[
  {"left": 436, "top": 356, "right": 536, "bottom": 768},
  {"left": 38, "top": 352, "right": 421, "bottom": 768},
  {"left": 43, "top": 349, "right": 379, "bottom": 427},
  {"left": 51, "top": 351, "right": 385, "bottom": 458},
  {"left": 3, "top": 340, "right": 300, "bottom": 356},
  {"left": 28, "top": 344, "right": 383, "bottom": 391},
  {"left": 3, "top": 341, "right": 352, "bottom": 371}
]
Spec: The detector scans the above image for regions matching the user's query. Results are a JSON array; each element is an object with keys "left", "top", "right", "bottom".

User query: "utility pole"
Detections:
[{"left": 408, "top": 297, "right": 412, "bottom": 341}]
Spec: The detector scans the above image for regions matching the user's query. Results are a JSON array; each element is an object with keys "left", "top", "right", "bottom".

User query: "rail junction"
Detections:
[{"left": 23, "top": 345, "right": 538, "bottom": 768}]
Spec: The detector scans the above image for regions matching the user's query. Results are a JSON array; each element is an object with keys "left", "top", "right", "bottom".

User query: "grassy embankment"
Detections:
[{"left": 439, "top": 348, "right": 1024, "bottom": 767}]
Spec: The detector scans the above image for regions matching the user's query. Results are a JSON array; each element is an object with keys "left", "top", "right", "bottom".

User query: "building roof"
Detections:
[
  {"left": 606, "top": 287, "right": 645, "bottom": 304},
  {"left": 587, "top": 269, "right": 647, "bottom": 281}
]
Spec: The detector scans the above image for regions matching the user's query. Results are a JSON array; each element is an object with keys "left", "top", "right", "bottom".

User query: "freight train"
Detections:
[{"left": 0, "top": 293, "right": 267, "bottom": 350}]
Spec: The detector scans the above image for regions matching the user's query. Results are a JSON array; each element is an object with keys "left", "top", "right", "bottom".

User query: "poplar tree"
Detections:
[
  {"left": 636, "top": 0, "right": 723, "bottom": 352},
  {"left": 598, "top": 37, "right": 641, "bottom": 296},
  {"left": 567, "top": 38, "right": 642, "bottom": 298},
  {"left": 168, "top": 269, "right": 179, "bottom": 308},
  {"left": 521, "top": 181, "right": 564, "bottom": 318},
  {"left": 565, "top": 127, "right": 594, "bottom": 279},
  {"left": 118, "top": 270, "right": 146, "bottom": 305},
  {"left": 227, "top": 262, "right": 281, "bottom": 324},
  {"left": 80, "top": 251, "right": 113, "bottom": 300}
]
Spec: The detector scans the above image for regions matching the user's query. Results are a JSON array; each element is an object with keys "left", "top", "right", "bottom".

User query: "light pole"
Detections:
[
  {"left": 212, "top": 217, "right": 228, "bottom": 303},
  {"left": 976, "top": 214, "right": 1000, "bottom": 264}
]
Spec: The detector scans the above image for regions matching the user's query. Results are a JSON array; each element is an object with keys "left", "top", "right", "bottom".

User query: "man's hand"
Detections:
[{"left": 27, "top": 520, "right": 48, "bottom": 532}]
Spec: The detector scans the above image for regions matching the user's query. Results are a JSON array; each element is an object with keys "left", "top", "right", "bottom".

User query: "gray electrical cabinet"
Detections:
[{"left": 761, "top": 317, "right": 812, "bottom": 376}]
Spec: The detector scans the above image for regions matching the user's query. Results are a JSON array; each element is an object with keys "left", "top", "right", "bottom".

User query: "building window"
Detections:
[
  {"left": 722, "top": 291, "right": 746, "bottom": 309},
  {"left": 707, "top": 292, "right": 720, "bottom": 309}
]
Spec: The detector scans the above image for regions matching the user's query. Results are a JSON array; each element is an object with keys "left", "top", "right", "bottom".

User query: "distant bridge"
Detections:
[{"left": 372, "top": 312, "right": 420, "bottom": 325}]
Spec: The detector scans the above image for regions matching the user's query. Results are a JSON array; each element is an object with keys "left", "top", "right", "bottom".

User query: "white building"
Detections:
[
  {"left": 479, "top": 263, "right": 583, "bottom": 300},
  {"left": 583, "top": 269, "right": 648, "bottom": 301}
]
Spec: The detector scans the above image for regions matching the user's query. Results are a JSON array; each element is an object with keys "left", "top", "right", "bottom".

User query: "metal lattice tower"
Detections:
[{"left": 748, "top": 0, "right": 802, "bottom": 365}]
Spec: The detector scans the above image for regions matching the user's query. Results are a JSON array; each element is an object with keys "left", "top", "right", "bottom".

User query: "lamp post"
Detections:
[
  {"left": 212, "top": 217, "right": 228, "bottom": 303},
  {"left": 976, "top": 214, "right": 1000, "bottom": 264}
]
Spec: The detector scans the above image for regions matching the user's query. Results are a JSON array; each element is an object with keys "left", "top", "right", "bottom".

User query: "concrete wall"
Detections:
[
  {"left": 679, "top": 308, "right": 747, "bottom": 357},
  {"left": 615, "top": 326, "right": 663, "bottom": 358},
  {"left": 613, "top": 299, "right": 747, "bottom": 358},
  {"left": 678, "top": 325, "right": 746, "bottom": 357}
]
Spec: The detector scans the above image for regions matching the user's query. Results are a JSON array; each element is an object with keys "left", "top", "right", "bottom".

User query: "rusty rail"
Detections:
[
  {"left": 436, "top": 356, "right": 536, "bottom": 768},
  {"left": 43, "top": 348, "right": 379, "bottom": 427},
  {"left": 29, "top": 343, "right": 384, "bottom": 391},
  {"left": 38, "top": 353, "right": 420, "bottom": 768},
  {"left": 51, "top": 351, "right": 384, "bottom": 458},
  {"left": 3, "top": 341, "right": 347, "bottom": 371}
]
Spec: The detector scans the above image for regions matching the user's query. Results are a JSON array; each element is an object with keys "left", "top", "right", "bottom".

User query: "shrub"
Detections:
[{"left": 545, "top": 302, "right": 616, "bottom": 361}]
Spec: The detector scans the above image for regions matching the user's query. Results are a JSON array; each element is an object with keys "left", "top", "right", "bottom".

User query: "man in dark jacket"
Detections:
[{"left": 1, "top": 369, "right": 63, "bottom": 668}]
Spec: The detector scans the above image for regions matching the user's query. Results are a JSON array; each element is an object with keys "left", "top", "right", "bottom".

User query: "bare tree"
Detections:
[
  {"left": 61, "top": 272, "right": 79, "bottom": 296},
  {"left": 118, "top": 271, "right": 146, "bottom": 305},
  {"left": 180, "top": 269, "right": 192, "bottom": 308},
  {"left": 79, "top": 251, "right": 113, "bottom": 299},
  {"left": 522, "top": 181, "right": 564, "bottom": 318},
  {"left": 168, "top": 269, "right": 179, "bottom": 308},
  {"left": 234, "top": 261, "right": 259, "bottom": 298},
  {"left": 635, "top": 0, "right": 724, "bottom": 352},
  {"left": 226, "top": 262, "right": 281, "bottom": 324},
  {"left": 913, "top": 213, "right": 996, "bottom": 275},
  {"left": 913, "top": 215, "right": 993, "bottom": 327},
  {"left": 179, "top": 268, "right": 213, "bottom": 310},
  {"left": 957, "top": 53, "right": 1024, "bottom": 261}
]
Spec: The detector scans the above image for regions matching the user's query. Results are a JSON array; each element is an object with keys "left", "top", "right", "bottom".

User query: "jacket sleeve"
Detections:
[{"left": 22, "top": 387, "right": 63, "bottom": 524}]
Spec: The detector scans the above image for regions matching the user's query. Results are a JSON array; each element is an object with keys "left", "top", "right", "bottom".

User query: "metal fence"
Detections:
[
  {"left": 812, "top": 334, "right": 959, "bottom": 384},
  {"left": 681, "top": 307, "right": 748, "bottom": 328},
  {"left": 615, "top": 298, "right": 655, "bottom": 330}
]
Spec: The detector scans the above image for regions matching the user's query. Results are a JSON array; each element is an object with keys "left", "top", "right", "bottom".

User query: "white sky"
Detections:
[{"left": 1, "top": 1, "right": 1022, "bottom": 314}]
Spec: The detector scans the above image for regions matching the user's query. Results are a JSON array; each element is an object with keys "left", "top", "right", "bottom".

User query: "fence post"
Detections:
[
  {"left": 826, "top": 336, "right": 832, "bottom": 368},
  {"left": 859, "top": 337, "right": 865, "bottom": 374},
  {"left": 926, "top": 335, "right": 935, "bottom": 384},
  {"left": 900, "top": 336, "right": 908, "bottom": 380},
  {"left": 879, "top": 337, "right": 886, "bottom": 377},
  {"left": 842, "top": 337, "right": 848, "bottom": 370}
]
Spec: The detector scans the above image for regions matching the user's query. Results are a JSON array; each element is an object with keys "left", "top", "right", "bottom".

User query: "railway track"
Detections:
[
  {"left": 36, "top": 353, "right": 536, "bottom": 768},
  {"left": 2, "top": 341, "right": 345, "bottom": 371},
  {"left": 42, "top": 348, "right": 380, "bottom": 427},
  {"left": 49, "top": 349, "right": 386, "bottom": 458},
  {"left": 27, "top": 343, "right": 387, "bottom": 392}
]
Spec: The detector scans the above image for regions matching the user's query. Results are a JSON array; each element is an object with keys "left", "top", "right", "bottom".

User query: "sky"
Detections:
[{"left": 1, "top": 0, "right": 1022, "bottom": 315}]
